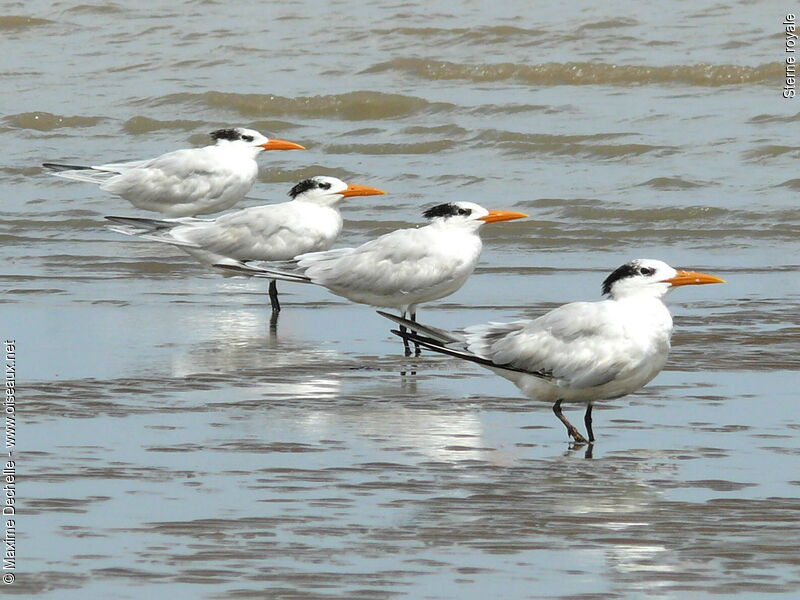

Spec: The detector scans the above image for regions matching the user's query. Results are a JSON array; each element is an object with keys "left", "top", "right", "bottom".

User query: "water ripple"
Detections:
[
  {"left": 364, "top": 58, "right": 782, "bottom": 86},
  {"left": 3, "top": 111, "right": 106, "bottom": 131},
  {"left": 148, "top": 91, "right": 455, "bottom": 120}
]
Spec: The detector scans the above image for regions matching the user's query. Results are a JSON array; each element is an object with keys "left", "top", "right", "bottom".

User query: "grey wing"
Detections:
[
  {"left": 100, "top": 148, "right": 248, "bottom": 207},
  {"left": 94, "top": 158, "right": 151, "bottom": 172},
  {"left": 465, "top": 302, "right": 631, "bottom": 388},
  {"left": 170, "top": 209, "right": 286, "bottom": 260},
  {"left": 297, "top": 247, "right": 357, "bottom": 265},
  {"left": 300, "top": 229, "right": 470, "bottom": 295}
]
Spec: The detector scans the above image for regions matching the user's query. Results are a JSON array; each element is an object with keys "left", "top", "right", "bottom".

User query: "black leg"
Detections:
[
  {"left": 268, "top": 279, "right": 281, "bottom": 313},
  {"left": 584, "top": 404, "right": 595, "bottom": 443},
  {"left": 399, "top": 311, "right": 411, "bottom": 357},
  {"left": 410, "top": 310, "right": 420, "bottom": 356},
  {"left": 553, "top": 399, "right": 589, "bottom": 444}
]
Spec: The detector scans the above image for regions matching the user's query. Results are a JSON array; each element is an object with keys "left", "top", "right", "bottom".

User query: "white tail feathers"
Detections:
[{"left": 44, "top": 163, "right": 118, "bottom": 185}]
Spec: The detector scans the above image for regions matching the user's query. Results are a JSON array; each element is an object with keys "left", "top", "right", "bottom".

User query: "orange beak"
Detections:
[
  {"left": 260, "top": 138, "right": 305, "bottom": 151},
  {"left": 665, "top": 270, "right": 726, "bottom": 287},
  {"left": 338, "top": 184, "right": 386, "bottom": 198},
  {"left": 478, "top": 209, "right": 528, "bottom": 224}
]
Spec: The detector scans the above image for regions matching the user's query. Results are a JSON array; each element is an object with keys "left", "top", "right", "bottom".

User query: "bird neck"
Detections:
[
  {"left": 612, "top": 294, "right": 672, "bottom": 323},
  {"left": 215, "top": 141, "right": 261, "bottom": 160},
  {"left": 293, "top": 197, "right": 342, "bottom": 209},
  {"left": 613, "top": 295, "right": 674, "bottom": 340},
  {"left": 429, "top": 219, "right": 482, "bottom": 233},
  {"left": 610, "top": 282, "right": 671, "bottom": 302}
]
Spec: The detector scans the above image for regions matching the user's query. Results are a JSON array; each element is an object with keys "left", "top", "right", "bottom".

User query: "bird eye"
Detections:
[
  {"left": 639, "top": 267, "right": 655, "bottom": 276},
  {"left": 457, "top": 208, "right": 472, "bottom": 216},
  {"left": 241, "top": 135, "right": 254, "bottom": 142},
  {"left": 319, "top": 182, "right": 331, "bottom": 190}
]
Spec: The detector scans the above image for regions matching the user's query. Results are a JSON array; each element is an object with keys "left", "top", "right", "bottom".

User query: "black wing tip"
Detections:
[
  {"left": 213, "top": 263, "right": 312, "bottom": 283},
  {"left": 42, "top": 162, "right": 91, "bottom": 171},
  {"left": 392, "top": 327, "right": 546, "bottom": 378},
  {"left": 390, "top": 327, "right": 417, "bottom": 341},
  {"left": 214, "top": 263, "right": 248, "bottom": 272},
  {"left": 213, "top": 263, "right": 273, "bottom": 275},
  {"left": 390, "top": 328, "right": 438, "bottom": 347}
]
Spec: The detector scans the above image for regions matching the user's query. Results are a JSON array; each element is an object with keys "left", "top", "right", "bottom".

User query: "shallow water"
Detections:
[{"left": 3, "top": 0, "right": 800, "bottom": 598}]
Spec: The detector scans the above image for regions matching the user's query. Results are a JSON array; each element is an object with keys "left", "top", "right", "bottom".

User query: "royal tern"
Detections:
[
  {"left": 218, "top": 201, "right": 528, "bottom": 353},
  {"left": 106, "top": 176, "right": 385, "bottom": 312},
  {"left": 43, "top": 127, "right": 305, "bottom": 217},
  {"left": 381, "top": 259, "right": 725, "bottom": 443}
]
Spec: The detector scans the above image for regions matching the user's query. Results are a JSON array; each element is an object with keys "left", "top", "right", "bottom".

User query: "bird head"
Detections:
[
  {"left": 422, "top": 201, "right": 528, "bottom": 229},
  {"left": 209, "top": 127, "right": 305, "bottom": 155},
  {"left": 288, "top": 176, "right": 385, "bottom": 206},
  {"left": 602, "top": 259, "right": 725, "bottom": 300}
]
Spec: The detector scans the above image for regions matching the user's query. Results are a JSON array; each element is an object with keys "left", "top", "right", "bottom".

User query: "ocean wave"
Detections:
[
  {"left": 123, "top": 116, "right": 206, "bottom": 134},
  {"left": 364, "top": 58, "right": 782, "bottom": 86},
  {"left": 149, "top": 91, "right": 455, "bottom": 120},
  {"left": 635, "top": 177, "right": 704, "bottom": 190},
  {"left": 519, "top": 200, "right": 731, "bottom": 223},
  {"left": 401, "top": 124, "right": 468, "bottom": 136},
  {"left": 474, "top": 130, "right": 676, "bottom": 159},
  {"left": 325, "top": 140, "right": 456, "bottom": 155},
  {"left": 517, "top": 201, "right": 800, "bottom": 233},
  {"left": 748, "top": 112, "right": 800, "bottom": 124},
  {"left": 374, "top": 21, "right": 637, "bottom": 46},
  {"left": 476, "top": 130, "right": 678, "bottom": 160},
  {"left": 476, "top": 130, "right": 632, "bottom": 143},
  {"left": 556, "top": 204, "right": 732, "bottom": 223},
  {"left": 3, "top": 112, "right": 105, "bottom": 131},
  {"left": 777, "top": 178, "right": 800, "bottom": 191},
  {"left": 373, "top": 25, "right": 551, "bottom": 44},
  {"left": 578, "top": 18, "right": 639, "bottom": 30},
  {"left": 744, "top": 145, "right": 800, "bottom": 161},
  {"left": 257, "top": 166, "right": 358, "bottom": 185},
  {"left": 0, "top": 16, "right": 54, "bottom": 30},
  {"left": 64, "top": 4, "right": 125, "bottom": 15},
  {"left": 469, "top": 104, "right": 568, "bottom": 115}
]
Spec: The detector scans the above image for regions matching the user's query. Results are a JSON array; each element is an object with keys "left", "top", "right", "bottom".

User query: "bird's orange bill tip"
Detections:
[
  {"left": 339, "top": 184, "right": 386, "bottom": 198},
  {"left": 666, "top": 270, "right": 726, "bottom": 287},
  {"left": 478, "top": 210, "right": 529, "bottom": 224},
  {"left": 260, "top": 139, "right": 305, "bottom": 151}
]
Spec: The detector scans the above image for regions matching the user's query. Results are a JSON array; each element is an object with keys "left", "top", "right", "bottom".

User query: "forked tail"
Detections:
[{"left": 214, "top": 263, "right": 312, "bottom": 283}]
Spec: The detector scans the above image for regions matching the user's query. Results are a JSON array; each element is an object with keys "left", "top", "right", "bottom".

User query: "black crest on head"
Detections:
[
  {"left": 601, "top": 261, "right": 640, "bottom": 296},
  {"left": 422, "top": 203, "right": 472, "bottom": 220},
  {"left": 288, "top": 178, "right": 319, "bottom": 198},
  {"left": 210, "top": 128, "right": 242, "bottom": 142}
]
